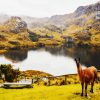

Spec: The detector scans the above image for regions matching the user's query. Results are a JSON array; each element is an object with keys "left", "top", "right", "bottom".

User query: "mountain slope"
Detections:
[
  {"left": 0, "top": 17, "right": 37, "bottom": 50},
  {"left": 0, "top": 2, "right": 99, "bottom": 47},
  {"left": 0, "top": 2, "right": 99, "bottom": 31},
  {"left": 20, "top": 2, "right": 100, "bottom": 29}
]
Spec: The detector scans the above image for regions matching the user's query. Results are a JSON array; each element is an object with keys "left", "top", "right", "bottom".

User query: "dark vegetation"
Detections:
[
  {"left": 28, "top": 31, "right": 39, "bottom": 42},
  {"left": 0, "top": 64, "right": 20, "bottom": 82}
]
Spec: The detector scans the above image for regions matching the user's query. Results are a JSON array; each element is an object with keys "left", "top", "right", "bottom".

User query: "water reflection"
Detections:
[
  {"left": 64, "top": 46, "right": 100, "bottom": 69},
  {"left": 3, "top": 46, "right": 100, "bottom": 68},
  {"left": 45, "top": 46, "right": 100, "bottom": 68},
  {"left": 0, "top": 45, "right": 100, "bottom": 75},
  {"left": 4, "top": 50, "right": 28, "bottom": 63}
]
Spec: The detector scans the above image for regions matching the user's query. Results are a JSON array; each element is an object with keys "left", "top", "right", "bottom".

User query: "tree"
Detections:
[{"left": 0, "top": 64, "right": 20, "bottom": 82}]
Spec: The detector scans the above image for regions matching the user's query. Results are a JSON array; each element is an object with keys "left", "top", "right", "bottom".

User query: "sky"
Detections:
[{"left": 0, "top": 0, "right": 99, "bottom": 18}]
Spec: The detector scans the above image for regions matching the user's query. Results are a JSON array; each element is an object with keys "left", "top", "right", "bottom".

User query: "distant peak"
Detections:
[{"left": 75, "top": 6, "right": 86, "bottom": 13}]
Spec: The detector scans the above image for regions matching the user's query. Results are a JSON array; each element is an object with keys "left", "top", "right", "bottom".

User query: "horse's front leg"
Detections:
[
  {"left": 85, "top": 83, "right": 88, "bottom": 97},
  {"left": 81, "top": 82, "right": 84, "bottom": 96}
]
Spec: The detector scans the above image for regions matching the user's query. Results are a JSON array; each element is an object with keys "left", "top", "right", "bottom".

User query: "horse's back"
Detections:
[
  {"left": 88, "top": 66, "right": 97, "bottom": 79},
  {"left": 82, "top": 66, "right": 97, "bottom": 82},
  {"left": 88, "top": 66, "right": 97, "bottom": 72}
]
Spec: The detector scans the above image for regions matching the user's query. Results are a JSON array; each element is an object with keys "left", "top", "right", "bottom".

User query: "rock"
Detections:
[{"left": 4, "top": 16, "right": 27, "bottom": 33}]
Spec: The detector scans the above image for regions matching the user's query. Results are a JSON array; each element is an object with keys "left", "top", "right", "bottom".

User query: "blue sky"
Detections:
[{"left": 0, "top": 0, "right": 99, "bottom": 17}]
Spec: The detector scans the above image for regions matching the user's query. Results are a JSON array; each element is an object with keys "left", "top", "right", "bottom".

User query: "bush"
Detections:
[
  {"left": 8, "top": 40, "right": 20, "bottom": 45},
  {"left": 0, "top": 34, "right": 6, "bottom": 40},
  {"left": 0, "top": 64, "right": 20, "bottom": 82},
  {"left": 29, "top": 34, "right": 38, "bottom": 42},
  {"left": 6, "top": 73, "right": 14, "bottom": 82}
]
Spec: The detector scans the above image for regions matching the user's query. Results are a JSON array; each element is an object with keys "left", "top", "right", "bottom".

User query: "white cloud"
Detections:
[{"left": 0, "top": 0, "right": 99, "bottom": 17}]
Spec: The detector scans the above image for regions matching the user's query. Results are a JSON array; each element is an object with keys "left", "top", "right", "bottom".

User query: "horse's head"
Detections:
[
  {"left": 74, "top": 58, "right": 81, "bottom": 68},
  {"left": 74, "top": 58, "right": 80, "bottom": 63}
]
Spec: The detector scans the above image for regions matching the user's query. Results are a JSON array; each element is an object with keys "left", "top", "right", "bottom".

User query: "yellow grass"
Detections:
[{"left": 0, "top": 83, "right": 100, "bottom": 100}]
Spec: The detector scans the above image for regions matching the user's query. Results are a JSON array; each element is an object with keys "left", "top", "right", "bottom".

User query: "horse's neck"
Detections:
[{"left": 77, "top": 64, "right": 83, "bottom": 78}]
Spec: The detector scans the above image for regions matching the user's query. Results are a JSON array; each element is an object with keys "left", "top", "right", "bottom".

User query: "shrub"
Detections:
[
  {"left": 0, "top": 64, "right": 20, "bottom": 82},
  {"left": 29, "top": 34, "right": 38, "bottom": 42},
  {"left": 0, "top": 34, "right": 6, "bottom": 40},
  {"left": 8, "top": 40, "right": 20, "bottom": 45},
  {"left": 6, "top": 73, "right": 14, "bottom": 82}
]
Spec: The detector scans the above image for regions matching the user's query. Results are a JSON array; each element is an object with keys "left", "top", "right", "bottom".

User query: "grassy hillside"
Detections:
[
  {"left": 0, "top": 2, "right": 99, "bottom": 52},
  {"left": 21, "top": 70, "right": 53, "bottom": 78},
  {"left": 0, "top": 83, "right": 100, "bottom": 100},
  {"left": 0, "top": 17, "right": 37, "bottom": 51},
  {"left": 0, "top": 31, "right": 37, "bottom": 50},
  {"left": 63, "top": 17, "right": 100, "bottom": 46},
  {"left": 28, "top": 2, "right": 100, "bottom": 47}
]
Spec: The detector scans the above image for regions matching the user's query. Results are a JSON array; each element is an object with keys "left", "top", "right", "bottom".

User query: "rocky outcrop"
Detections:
[{"left": 3, "top": 16, "right": 27, "bottom": 33}]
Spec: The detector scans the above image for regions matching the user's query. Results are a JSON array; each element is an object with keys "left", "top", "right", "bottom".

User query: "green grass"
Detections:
[{"left": 0, "top": 83, "right": 100, "bottom": 100}]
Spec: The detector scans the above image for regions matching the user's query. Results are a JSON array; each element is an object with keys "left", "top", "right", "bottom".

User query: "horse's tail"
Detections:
[
  {"left": 94, "top": 71, "right": 97, "bottom": 79},
  {"left": 90, "top": 66, "right": 97, "bottom": 79},
  {"left": 94, "top": 68, "right": 98, "bottom": 81}
]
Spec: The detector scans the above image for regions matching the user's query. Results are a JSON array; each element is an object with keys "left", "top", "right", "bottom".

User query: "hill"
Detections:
[
  {"left": 21, "top": 70, "right": 53, "bottom": 77},
  {"left": 0, "top": 17, "right": 37, "bottom": 50},
  {"left": 0, "top": 2, "right": 99, "bottom": 49},
  {"left": 21, "top": 2, "right": 100, "bottom": 46}
]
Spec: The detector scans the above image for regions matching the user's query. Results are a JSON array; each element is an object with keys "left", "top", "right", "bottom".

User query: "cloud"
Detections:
[{"left": 0, "top": 0, "right": 99, "bottom": 17}]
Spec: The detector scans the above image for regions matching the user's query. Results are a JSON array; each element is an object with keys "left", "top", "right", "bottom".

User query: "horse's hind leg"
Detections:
[
  {"left": 81, "top": 83, "right": 84, "bottom": 96},
  {"left": 85, "top": 83, "right": 88, "bottom": 97},
  {"left": 90, "top": 82, "right": 94, "bottom": 93}
]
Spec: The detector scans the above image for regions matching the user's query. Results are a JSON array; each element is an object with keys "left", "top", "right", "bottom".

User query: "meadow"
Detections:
[
  {"left": 0, "top": 68, "right": 100, "bottom": 100},
  {"left": 0, "top": 83, "right": 100, "bottom": 100}
]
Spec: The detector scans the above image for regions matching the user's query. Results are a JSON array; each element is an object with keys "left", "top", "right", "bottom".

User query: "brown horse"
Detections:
[{"left": 74, "top": 58, "right": 97, "bottom": 97}]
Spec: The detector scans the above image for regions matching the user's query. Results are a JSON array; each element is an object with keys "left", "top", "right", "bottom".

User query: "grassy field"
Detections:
[{"left": 0, "top": 83, "right": 100, "bottom": 100}]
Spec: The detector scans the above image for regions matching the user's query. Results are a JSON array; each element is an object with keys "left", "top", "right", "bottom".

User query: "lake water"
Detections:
[{"left": 0, "top": 45, "right": 100, "bottom": 76}]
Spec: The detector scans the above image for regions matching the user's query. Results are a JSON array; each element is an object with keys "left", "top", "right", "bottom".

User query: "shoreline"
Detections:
[{"left": 0, "top": 42, "right": 100, "bottom": 54}]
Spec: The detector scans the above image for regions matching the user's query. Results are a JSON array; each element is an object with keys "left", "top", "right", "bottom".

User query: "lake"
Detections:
[{"left": 0, "top": 45, "right": 100, "bottom": 76}]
